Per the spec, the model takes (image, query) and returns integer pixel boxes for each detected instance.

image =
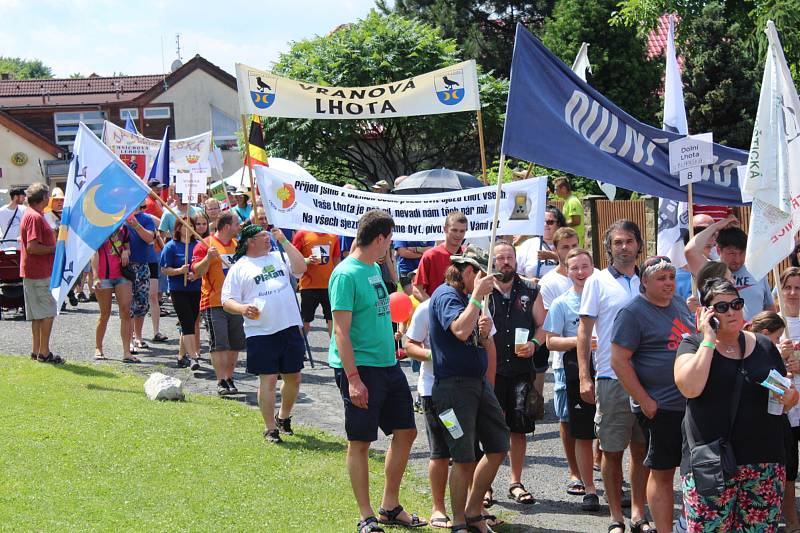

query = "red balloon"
[389,292,414,323]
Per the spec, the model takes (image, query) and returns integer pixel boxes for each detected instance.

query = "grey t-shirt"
[731,266,773,321]
[611,294,695,412]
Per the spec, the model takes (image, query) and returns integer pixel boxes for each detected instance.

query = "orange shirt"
[291,231,341,290]
[192,234,237,310]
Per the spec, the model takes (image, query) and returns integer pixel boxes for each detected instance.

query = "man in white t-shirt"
[221,224,307,444]
[539,227,580,309]
[0,187,26,251]
[577,220,648,533]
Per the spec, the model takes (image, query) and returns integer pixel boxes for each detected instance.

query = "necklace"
[715,335,740,356]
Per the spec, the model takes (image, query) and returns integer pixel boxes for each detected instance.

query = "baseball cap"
[450,245,489,272]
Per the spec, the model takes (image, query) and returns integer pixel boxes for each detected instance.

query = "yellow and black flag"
[245,116,268,168]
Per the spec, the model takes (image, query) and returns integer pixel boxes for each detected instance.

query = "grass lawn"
[0,356,432,531]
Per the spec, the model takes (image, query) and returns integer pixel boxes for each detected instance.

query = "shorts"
[129,263,150,317]
[334,363,416,442]
[432,376,510,463]
[245,327,305,375]
[533,343,549,373]
[97,277,131,290]
[636,409,684,470]
[203,306,246,352]
[594,378,645,453]
[421,396,451,460]
[553,367,569,422]
[566,377,596,440]
[494,372,536,434]
[23,277,57,320]
[785,419,800,481]
[300,288,331,323]
[170,291,200,334]
[148,262,159,279]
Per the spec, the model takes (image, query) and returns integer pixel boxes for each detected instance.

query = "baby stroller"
[0,248,24,319]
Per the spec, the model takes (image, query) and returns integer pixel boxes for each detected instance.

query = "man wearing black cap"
[429,245,508,533]
[0,186,26,251]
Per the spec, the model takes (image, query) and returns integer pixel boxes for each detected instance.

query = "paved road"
[0,300,685,532]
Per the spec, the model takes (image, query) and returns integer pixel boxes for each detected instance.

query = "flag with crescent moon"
[50,123,151,310]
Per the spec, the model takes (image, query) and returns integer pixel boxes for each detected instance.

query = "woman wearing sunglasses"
[516,205,565,283]
[675,278,799,532]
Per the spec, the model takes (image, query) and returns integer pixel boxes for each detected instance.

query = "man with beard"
[577,220,648,533]
[487,241,546,505]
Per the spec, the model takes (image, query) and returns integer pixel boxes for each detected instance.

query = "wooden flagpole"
[524,161,534,180]
[476,110,488,185]
[485,153,507,281]
[183,177,192,285]
[241,115,260,215]
[688,183,696,292]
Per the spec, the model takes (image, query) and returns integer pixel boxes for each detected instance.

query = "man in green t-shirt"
[329,209,426,532]
[554,177,585,247]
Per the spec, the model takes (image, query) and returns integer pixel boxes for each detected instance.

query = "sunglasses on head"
[710,298,745,313]
[544,220,557,226]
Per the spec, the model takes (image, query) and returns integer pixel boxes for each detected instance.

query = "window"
[54,110,106,146]
[120,108,138,120]
[143,106,171,119]
[211,105,238,150]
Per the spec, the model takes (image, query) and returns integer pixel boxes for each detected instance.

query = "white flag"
[657,16,690,267]
[571,43,592,82]
[743,21,800,281]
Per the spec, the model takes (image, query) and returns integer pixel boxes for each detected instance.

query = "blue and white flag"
[502,24,748,205]
[148,127,170,187]
[656,16,690,267]
[124,114,138,134]
[51,123,150,309]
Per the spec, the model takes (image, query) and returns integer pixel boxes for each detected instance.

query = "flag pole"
[477,110,488,185]
[774,265,787,317]
[241,115,260,214]
[184,177,192,286]
[149,190,229,267]
[687,183,696,293]
[524,162,534,180]
[485,153,506,281]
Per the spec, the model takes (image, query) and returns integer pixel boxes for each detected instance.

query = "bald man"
[692,213,720,260]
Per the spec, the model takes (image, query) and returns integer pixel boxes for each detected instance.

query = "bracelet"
[469,297,483,310]
[346,370,359,380]
[700,340,715,350]
[532,338,541,347]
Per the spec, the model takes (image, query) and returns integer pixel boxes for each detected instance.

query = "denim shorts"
[98,277,130,289]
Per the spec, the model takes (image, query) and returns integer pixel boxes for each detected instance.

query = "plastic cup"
[438,408,464,439]
[252,298,265,320]
[514,328,529,354]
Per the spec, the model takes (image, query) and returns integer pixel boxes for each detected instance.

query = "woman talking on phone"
[675,278,799,532]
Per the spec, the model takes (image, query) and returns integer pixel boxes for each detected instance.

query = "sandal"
[357,516,385,533]
[567,479,586,495]
[608,521,625,533]
[38,352,65,365]
[451,526,468,532]
[429,515,450,529]
[508,482,535,504]
[465,514,493,533]
[30,352,39,361]
[152,333,168,342]
[482,487,494,508]
[134,340,148,349]
[377,505,427,528]
[93,352,107,360]
[483,514,504,528]
[122,356,142,364]
[630,519,652,533]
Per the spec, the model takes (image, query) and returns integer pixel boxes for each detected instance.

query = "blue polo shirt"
[429,283,487,380]
[393,240,434,274]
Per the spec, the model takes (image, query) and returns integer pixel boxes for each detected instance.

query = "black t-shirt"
[488,277,540,377]
[677,333,787,472]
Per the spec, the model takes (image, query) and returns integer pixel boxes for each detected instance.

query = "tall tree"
[0,57,52,79]
[263,11,507,188]
[377,0,555,77]
[541,0,662,124]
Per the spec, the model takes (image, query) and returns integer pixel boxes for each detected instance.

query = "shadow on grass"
[284,431,349,454]
[85,383,139,395]
[53,363,119,379]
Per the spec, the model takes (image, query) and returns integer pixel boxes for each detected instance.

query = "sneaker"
[177,356,190,368]
[190,358,201,371]
[68,292,79,306]
[673,515,688,533]
[88,293,97,302]
[77,292,89,303]
[226,378,238,394]
[582,493,600,512]
[413,398,422,413]
[264,428,282,443]
[275,414,294,435]
[217,379,231,395]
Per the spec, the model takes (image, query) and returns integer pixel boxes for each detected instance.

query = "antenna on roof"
[175,33,182,61]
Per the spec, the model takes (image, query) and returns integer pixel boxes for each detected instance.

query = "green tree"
[377,0,555,77]
[680,2,761,147]
[540,0,663,125]
[0,57,52,79]
[263,11,507,188]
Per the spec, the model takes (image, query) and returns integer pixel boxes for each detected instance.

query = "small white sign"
[669,132,713,175]
[175,173,207,194]
[182,192,198,204]
[679,167,703,186]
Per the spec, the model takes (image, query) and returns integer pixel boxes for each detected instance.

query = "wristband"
[469,297,483,310]
[280,239,290,246]
[532,338,541,347]
[700,340,715,350]
[426,350,432,361]
[346,370,359,380]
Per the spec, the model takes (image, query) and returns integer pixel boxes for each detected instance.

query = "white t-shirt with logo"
[579,268,640,379]
[406,299,434,396]
[516,237,558,279]
[0,204,26,250]
[221,252,302,337]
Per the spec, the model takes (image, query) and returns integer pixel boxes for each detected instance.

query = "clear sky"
[0,0,383,78]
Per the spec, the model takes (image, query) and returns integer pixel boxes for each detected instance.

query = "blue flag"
[124,114,138,134]
[501,24,748,206]
[147,127,170,187]
[51,123,150,310]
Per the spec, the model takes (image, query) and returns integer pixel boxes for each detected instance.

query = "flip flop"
[428,515,450,529]
[122,356,142,364]
[567,479,586,496]
[93,353,107,360]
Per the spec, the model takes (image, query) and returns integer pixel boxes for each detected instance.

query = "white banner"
[743,21,800,281]
[255,167,547,241]
[236,61,481,119]
[102,121,213,182]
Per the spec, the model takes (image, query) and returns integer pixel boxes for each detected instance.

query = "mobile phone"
[265,224,274,230]
[709,316,720,331]
[492,272,504,280]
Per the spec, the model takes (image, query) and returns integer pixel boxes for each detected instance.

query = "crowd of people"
[5,175,800,533]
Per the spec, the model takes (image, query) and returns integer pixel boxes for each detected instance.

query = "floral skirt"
[681,462,785,532]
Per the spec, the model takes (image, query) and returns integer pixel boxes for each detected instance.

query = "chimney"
[0,73,10,80]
